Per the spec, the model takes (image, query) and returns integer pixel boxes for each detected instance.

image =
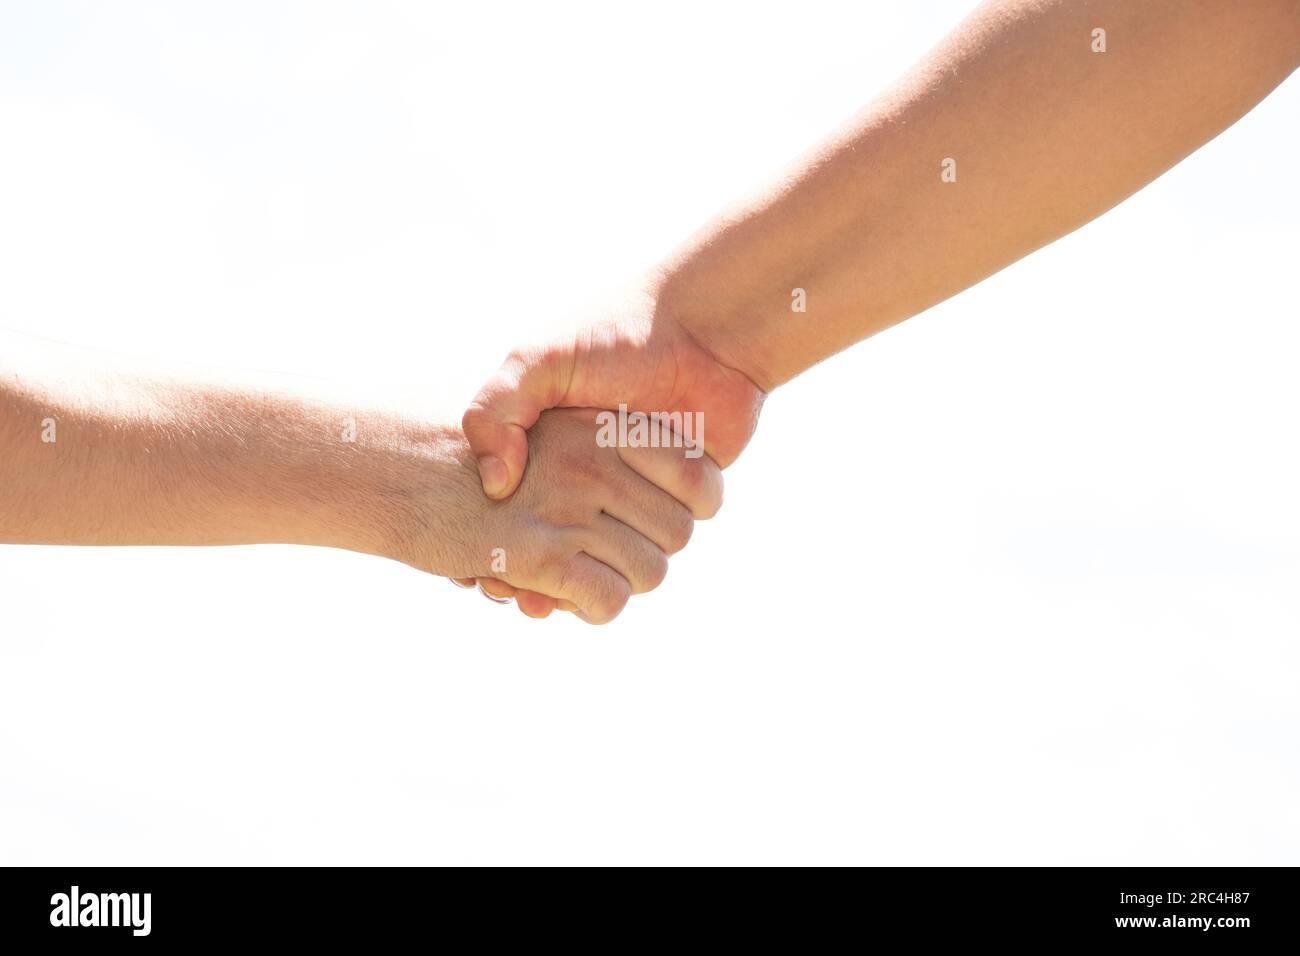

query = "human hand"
[456,288,763,615]
[461,287,766,502]
[390,407,722,624]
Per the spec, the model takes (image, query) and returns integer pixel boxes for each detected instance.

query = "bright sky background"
[1,1,1297,864]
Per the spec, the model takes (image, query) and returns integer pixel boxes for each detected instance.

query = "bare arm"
[661,0,1300,389]
[463,0,1300,501]
[0,332,457,555]
[0,332,719,623]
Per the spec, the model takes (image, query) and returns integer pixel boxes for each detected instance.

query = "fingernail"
[477,582,512,604]
[478,456,508,498]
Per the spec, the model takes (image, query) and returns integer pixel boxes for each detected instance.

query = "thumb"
[462,345,571,499]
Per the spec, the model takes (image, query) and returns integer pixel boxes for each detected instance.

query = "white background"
[1,1,1297,865]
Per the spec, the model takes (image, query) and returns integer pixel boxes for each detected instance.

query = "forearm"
[657,0,1300,390]
[0,333,466,566]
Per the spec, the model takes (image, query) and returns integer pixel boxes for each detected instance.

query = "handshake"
[392,289,767,624]
[0,286,767,627]
[7,0,1288,616]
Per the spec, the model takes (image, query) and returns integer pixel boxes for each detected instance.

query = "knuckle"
[503,345,535,375]
[642,550,669,592]
[460,401,489,434]
[676,454,706,492]
[690,459,724,518]
[663,508,694,554]
[587,572,631,623]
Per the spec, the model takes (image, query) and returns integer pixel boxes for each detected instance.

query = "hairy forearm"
[0,333,467,565]
[657,0,1300,390]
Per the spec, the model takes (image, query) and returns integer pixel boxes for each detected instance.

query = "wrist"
[649,264,783,395]
[319,411,490,578]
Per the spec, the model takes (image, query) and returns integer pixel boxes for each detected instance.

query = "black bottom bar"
[0,866,1295,945]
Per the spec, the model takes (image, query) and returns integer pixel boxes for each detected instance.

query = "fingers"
[497,547,634,624]
[458,405,719,625]
[464,577,563,619]
[546,552,632,625]
[453,574,582,620]
[615,440,724,520]
[599,471,696,556]
[514,589,557,618]
[476,578,516,601]
[580,514,669,595]
[462,345,573,500]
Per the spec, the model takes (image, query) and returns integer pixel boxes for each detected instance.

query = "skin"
[0,332,721,625]
[463,0,1300,612]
